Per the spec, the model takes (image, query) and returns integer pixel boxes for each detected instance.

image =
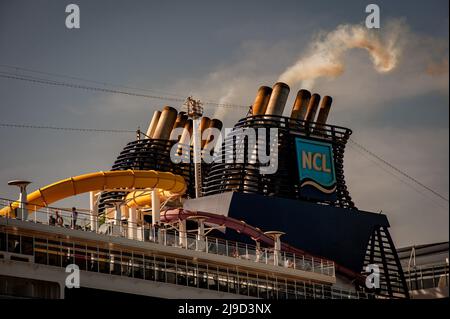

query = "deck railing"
[0,229,370,299]
[0,200,335,277]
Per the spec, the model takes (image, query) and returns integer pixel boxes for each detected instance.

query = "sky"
[0,0,448,247]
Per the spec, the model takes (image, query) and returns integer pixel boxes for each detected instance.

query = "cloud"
[278,20,406,89]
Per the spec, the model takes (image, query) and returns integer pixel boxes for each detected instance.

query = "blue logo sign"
[295,138,336,194]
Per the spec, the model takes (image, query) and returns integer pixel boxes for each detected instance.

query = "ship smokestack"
[197,117,211,148]
[265,82,290,116]
[146,110,161,138]
[290,89,311,120]
[152,106,178,139]
[251,86,272,116]
[173,112,188,130]
[179,119,193,146]
[304,93,321,122]
[315,96,333,125]
[203,119,223,150]
[170,112,189,141]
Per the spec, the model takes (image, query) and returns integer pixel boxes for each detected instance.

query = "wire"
[349,138,449,203]
[347,144,449,211]
[0,64,186,98]
[0,69,247,109]
[0,123,135,134]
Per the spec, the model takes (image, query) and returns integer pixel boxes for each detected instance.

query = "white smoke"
[278,20,406,88]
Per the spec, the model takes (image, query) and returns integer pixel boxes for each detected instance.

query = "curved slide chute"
[124,189,176,208]
[0,170,186,217]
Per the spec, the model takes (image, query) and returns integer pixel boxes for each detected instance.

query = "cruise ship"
[0,82,412,299]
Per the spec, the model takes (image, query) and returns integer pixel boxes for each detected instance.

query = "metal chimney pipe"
[173,112,188,130]
[170,112,189,141]
[316,96,333,125]
[203,119,223,150]
[146,110,161,138]
[265,82,290,116]
[304,93,321,122]
[291,89,311,120]
[152,106,178,140]
[179,119,193,146]
[196,117,211,148]
[251,86,272,116]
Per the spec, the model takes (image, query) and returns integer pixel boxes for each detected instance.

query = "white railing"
[0,231,370,299]
[0,199,335,277]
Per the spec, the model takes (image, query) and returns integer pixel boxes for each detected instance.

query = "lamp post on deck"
[7,180,31,220]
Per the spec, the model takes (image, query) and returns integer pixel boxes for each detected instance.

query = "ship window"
[121,251,133,277]
[21,236,33,255]
[47,240,62,267]
[144,255,155,281]
[176,259,187,286]
[0,232,6,252]
[257,276,268,299]
[97,248,109,274]
[33,238,48,265]
[227,270,238,294]
[286,281,297,299]
[133,253,144,279]
[186,263,198,288]
[238,270,249,296]
[208,266,219,291]
[248,277,258,298]
[7,234,20,254]
[267,279,277,299]
[110,249,122,276]
[197,264,208,289]
[74,244,87,271]
[218,267,229,293]
[154,257,166,283]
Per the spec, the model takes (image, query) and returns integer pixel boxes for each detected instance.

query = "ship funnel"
[146,110,161,138]
[152,106,178,140]
[173,112,188,130]
[179,119,193,146]
[316,96,333,125]
[304,93,321,122]
[265,82,290,116]
[203,119,223,151]
[291,89,311,120]
[251,86,272,116]
[170,112,189,141]
[196,117,211,148]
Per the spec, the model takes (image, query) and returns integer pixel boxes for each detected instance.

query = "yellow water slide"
[0,170,186,217]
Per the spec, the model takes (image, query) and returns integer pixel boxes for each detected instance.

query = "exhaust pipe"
[251,86,272,116]
[291,89,311,120]
[179,119,193,146]
[152,106,178,140]
[265,82,290,116]
[203,119,223,151]
[146,110,161,138]
[316,96,333,125]
[196,117,211,148]
[304,93,321,122]
[170,112,189,141]
[173,112,188,130]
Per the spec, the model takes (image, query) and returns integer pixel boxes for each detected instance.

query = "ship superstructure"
[0,82,409,299]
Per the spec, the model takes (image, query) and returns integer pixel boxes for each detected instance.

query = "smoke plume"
[278,21,406,88]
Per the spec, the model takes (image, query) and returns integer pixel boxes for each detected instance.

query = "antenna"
[185,96,204,198]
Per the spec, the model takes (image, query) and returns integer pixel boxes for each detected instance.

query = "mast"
[185,96,204,198]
